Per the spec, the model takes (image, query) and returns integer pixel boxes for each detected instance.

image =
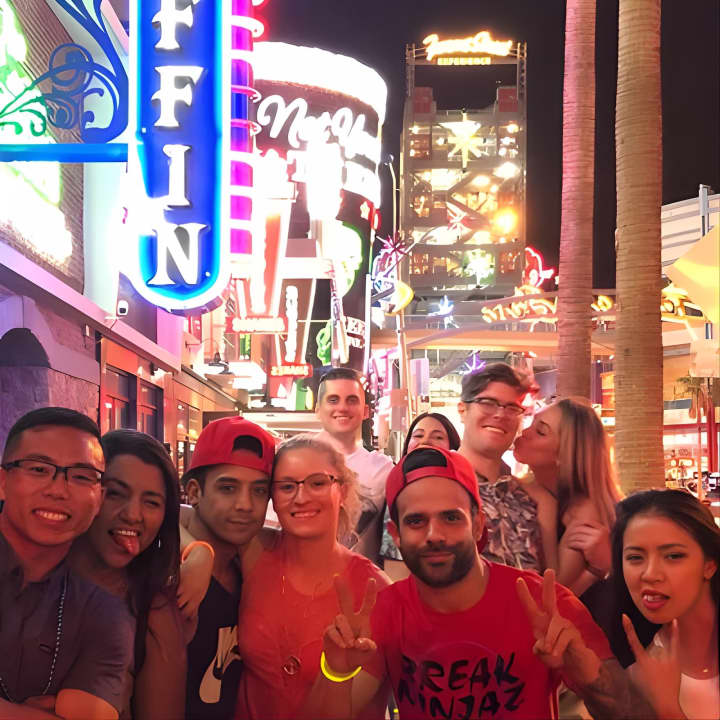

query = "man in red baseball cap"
[181,417,275,720]
[306,446,651,720]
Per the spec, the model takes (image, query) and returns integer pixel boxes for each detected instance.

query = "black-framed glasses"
[1,459,104,488]
[464,397,525,417]
[272,473,339,502]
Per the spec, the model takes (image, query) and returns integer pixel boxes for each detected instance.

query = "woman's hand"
[623,615,686,719]
[564,520,611,576]
[323,576,378,674]
[177,543,214,621]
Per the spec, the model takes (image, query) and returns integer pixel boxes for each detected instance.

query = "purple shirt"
[0,533,134,710]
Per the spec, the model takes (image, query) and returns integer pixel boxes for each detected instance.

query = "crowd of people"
[0,363,717,720]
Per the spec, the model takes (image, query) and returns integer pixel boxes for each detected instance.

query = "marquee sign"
[423,31,514,66]
[124,0,262,312]
[271,363,312,378]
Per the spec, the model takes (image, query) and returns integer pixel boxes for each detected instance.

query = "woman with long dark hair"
[400,412,461,456]
[513,396,622,593]
[69,429,185,720]
[612,489,719,719]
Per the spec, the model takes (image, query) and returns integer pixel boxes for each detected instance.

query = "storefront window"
[104,367,131,431]
[139,382,161,439]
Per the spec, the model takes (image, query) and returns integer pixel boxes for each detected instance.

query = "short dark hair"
[101,430,181,672]
[183,434,264,490]
[3,407,102,463]
[316,368,366,408]
[402,412,461,456]
[460,362,533,403]
[389,448,479,526]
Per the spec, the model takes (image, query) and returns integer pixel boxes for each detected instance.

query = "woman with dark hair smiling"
[612,489,719,719]
[69,429,185,720]
[401,412,461,456]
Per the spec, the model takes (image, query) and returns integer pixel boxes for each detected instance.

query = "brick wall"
[0,366,99,447]
[1,0,86,292]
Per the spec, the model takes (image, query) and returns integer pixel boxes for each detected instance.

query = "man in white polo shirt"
[315,368,393,565]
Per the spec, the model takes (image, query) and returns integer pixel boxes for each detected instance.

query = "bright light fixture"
[494,208,518,234]
[494,162,520,179]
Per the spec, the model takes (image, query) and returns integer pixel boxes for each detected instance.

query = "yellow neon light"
[423,31,513,63]
[385,281,414,316]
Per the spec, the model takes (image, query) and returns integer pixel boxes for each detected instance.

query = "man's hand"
[323,576,377,674]
[624,615,685,719]
[564,520,611,576]
[516,569,589,671]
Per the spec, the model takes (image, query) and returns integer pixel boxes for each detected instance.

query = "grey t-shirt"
[0,533,135,710]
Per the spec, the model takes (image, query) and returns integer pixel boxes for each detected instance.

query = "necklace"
[0,574,67,702]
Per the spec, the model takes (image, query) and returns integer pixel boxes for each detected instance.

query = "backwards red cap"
[185,417,275,477]
[386,446,482,512]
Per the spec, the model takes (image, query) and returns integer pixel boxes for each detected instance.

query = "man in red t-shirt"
[306,447,653,719]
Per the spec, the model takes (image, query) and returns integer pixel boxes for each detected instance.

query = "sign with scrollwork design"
[0,0,127,156]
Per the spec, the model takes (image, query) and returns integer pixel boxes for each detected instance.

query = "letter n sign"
[126,0,256,312]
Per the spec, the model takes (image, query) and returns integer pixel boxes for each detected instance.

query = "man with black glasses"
[458,363,550,571]
[0,407,134,720]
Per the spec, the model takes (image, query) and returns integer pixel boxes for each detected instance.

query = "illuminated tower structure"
[400,31,527,304]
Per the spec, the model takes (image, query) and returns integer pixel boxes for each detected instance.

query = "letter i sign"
[126,0,261,314]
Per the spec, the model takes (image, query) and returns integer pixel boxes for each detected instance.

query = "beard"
[399,537,477,588]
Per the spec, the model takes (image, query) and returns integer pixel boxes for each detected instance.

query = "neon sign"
[226,316,287,334]
[271,364,312,378]
[522,247,555,288]
[423,31,513,63]
[0,0,71,263]
[126,0,263,312]
[256,95,382,205]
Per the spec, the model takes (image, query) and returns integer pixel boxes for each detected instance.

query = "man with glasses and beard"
[305,447,656,720]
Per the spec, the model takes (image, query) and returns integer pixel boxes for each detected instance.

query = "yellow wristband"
[181,540,215,564]
[320,651,362,683]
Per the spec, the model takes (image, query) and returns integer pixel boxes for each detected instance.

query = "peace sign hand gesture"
[516,569,587,671]
[323,576,378,674]
[623,615,685,718]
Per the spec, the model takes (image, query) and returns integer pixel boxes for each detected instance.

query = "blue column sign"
[126,0,231,312]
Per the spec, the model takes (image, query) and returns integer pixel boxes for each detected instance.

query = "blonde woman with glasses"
[234,434,390,720]
[513,397,623,596]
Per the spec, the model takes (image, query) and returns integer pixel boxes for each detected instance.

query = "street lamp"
[381,154,412,426]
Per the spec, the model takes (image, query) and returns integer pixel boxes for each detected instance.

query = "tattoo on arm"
[579,659,657,720]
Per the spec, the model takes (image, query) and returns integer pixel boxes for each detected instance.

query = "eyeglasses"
[272,473,339,502]
[464,397,525,417]
[1,459,104,488]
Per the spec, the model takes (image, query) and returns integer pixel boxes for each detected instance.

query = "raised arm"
[516,569,657,719]
[303,577,383,720]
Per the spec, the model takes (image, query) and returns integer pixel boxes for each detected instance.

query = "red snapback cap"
[185,417,275,477]
[386,446,482,513]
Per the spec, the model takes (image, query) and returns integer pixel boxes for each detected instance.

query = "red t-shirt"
[367,562,612,720]
[235,538,388,720]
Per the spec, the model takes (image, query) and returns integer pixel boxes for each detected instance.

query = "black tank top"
[185,574,243,720]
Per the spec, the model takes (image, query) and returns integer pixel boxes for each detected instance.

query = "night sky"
[263,0,720,288]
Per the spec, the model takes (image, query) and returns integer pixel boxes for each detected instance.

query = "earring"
[157,538,162,549]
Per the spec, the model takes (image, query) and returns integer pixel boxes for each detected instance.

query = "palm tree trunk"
[615,0,664,492]
[557,0,596,398]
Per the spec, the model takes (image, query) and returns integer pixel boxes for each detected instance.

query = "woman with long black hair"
[69,429,185,720]
[612,489,719,719]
